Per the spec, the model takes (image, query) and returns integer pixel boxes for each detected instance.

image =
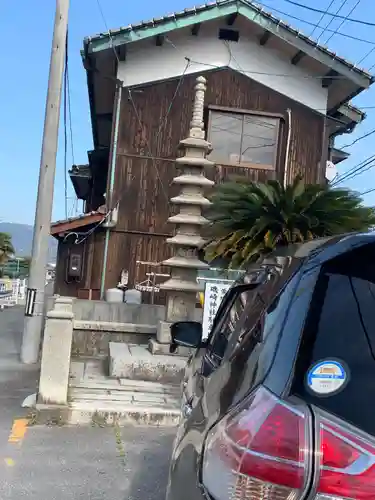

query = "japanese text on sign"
[202,283,231,340]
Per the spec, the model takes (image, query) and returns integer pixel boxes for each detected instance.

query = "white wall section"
[117,19,328,113]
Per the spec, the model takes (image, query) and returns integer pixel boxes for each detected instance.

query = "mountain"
[0,223,57,262]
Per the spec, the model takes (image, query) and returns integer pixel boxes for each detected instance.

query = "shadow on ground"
[125,428,175,500]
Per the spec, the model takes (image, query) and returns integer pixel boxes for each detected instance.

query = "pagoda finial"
[189,76,206,139]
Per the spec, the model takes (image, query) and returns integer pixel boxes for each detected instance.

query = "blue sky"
[1,0,374,225]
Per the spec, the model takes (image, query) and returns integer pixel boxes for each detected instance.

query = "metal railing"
[0,278,27,308]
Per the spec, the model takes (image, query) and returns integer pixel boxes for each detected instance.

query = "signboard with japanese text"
[202,282,231,340]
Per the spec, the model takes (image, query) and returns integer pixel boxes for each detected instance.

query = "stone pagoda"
[149,75,214,355]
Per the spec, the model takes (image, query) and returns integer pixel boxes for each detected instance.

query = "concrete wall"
[69,299,203,358]
[72,299,166,324]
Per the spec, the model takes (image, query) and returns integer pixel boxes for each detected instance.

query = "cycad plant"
[206,175,375,268]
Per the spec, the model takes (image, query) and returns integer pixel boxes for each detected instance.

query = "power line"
[341,128,375,148]
[331,154,375,184]
[324,0,361,45]
[95,0,120,63]
[279,0,375,26]
[309,0,336,38]
[319,0,350,43]
[332,157,375,184]
[357,46,375,67]
[361,187,375,195]
[187,57,368,80]
[261,1,375,47]
[331,154,375,185]
[155,56,191,140]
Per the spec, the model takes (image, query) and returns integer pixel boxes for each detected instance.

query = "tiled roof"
[84,0,374,82]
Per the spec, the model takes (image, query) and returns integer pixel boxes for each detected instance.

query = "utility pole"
[21,0,70,364]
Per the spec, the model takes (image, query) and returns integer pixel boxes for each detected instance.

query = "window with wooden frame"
[206,106,281,170]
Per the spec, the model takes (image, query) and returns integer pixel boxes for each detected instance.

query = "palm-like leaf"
[206,176,375,267]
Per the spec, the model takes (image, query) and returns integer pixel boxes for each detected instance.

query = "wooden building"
[51,0,373,301]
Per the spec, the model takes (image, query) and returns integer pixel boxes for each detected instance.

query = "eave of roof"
[50,212,105,239]
[83,0,374,88]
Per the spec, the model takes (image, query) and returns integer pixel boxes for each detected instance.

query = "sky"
[1,0,375,225]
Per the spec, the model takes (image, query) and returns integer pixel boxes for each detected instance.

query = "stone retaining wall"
[71,321,156,357]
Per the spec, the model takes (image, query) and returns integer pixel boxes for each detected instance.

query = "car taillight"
[316,416,375,500]
[202,386,310,500]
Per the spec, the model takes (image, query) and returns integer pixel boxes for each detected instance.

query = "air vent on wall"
[218,28,239,42]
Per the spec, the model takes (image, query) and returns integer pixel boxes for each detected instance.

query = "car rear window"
[293,243,375,436]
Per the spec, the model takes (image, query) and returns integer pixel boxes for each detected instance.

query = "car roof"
[238,232,375,284]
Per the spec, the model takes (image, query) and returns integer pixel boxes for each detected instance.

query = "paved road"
[0,307,175,499]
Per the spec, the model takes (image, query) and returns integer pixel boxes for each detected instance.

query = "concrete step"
[67,384,181,427]
[109,342,186,384]
[68,399,181,427]
[71,376,181,393]
[69,379,181,397]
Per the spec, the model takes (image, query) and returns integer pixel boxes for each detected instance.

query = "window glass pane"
[293,245,375,436]
[209,112,242,164]
[209,288,255,364]
[241,115,277,166]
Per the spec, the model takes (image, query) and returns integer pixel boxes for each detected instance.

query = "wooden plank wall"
[91,68,324,298]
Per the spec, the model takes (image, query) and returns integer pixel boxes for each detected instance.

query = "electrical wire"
[127,89,169,202]
[260,1,375,47]
[64,68,192,245]
[279,0,375,27]
[357,46,375,67]
[324,0,362,45]
[309,0,336,38]
[319,0,350,43]
[95,0,120,63]
[70,0,191,244]
[361,187,375,195]
[155,57,191,140]
[341,128,375,149]
[76,3,375,243]
[187,57,368,80]
[331,154,375,185]
[331,155,373,184]
[332,160,375,186]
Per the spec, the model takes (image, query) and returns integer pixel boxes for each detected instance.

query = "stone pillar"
[149,76,214,355]
[38,296,74,406]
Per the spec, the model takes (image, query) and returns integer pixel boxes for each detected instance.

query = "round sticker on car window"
[306,359,349,397]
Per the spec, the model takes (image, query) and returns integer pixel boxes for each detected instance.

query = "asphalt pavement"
[0,307,175,499]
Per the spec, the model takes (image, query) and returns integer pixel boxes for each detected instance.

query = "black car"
[166,232,375,500]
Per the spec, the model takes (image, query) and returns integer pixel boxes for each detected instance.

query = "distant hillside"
[0,222,57,262]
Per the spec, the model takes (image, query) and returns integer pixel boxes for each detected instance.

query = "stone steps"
[67,383,181,427]
[109,342,186,384]
[63,346,186,427]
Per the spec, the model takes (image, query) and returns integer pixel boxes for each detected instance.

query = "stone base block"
[157,320,172,344]
[32,403,70,426]
[148,338,191,357]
